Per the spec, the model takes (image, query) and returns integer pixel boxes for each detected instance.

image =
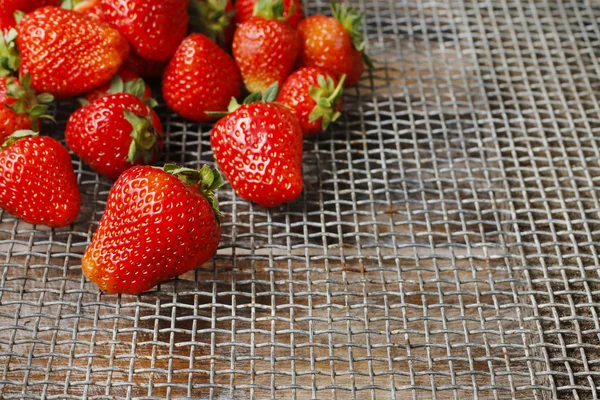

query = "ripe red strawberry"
[297,3,371,87]
[122,50,168,80]
[188,0,236,49]
[101,0,189,62]
[0,0,59,17]
[17,6,129,99]
[66,92,163,180]
[0,130,80,228]
[82,164,223,294]
[277,67,345,135]
[82,67,152,104]
[163,34,241,122]
[0,74,54,142]
[234,0,303,28]
[232,0,299,94]
[210,85,304,207]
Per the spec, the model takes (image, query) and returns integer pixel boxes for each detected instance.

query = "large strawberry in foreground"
[101,0,189,62]
[232,0,299,94]
[163,33,242,122]
[17,6,129,99]
[66,92,163,180]
[210,84,304,207]
[0,130,80,228]
[297,3,371,87]
[82,164,224,294]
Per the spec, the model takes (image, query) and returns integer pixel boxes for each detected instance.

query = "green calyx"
[309,73,345,130]
[111,75,158,108]
[0,28,20,77]
[253,0,293,21]
[162,163,225,223]
[5,73,55,131]
[124,110,161,165]
[206,82,279,118]
[188,0,235,43]
[1,129,38,148]
[331,2,373,68]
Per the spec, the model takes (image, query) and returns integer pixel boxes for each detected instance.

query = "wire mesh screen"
[1,0,600,398]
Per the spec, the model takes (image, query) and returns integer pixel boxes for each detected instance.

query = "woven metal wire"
[1,0,599,398]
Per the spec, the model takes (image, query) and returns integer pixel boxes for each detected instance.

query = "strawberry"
[277,67,345,135]
[17,6,129,99]
[82,164,223,294]
[210,84,304,207]
[0,74,54,142]
[0,27,19,77]
[163,34,242,122]
[0,0,59,17]
[82,67,152,105]
[234,0,303,28]
[101,0,189,62]
[232,0,299,94]
[122,50,168,80]
[188,0,236,49]
[0,130,80,228]
[66,92,163,180]
[297,3,371,87]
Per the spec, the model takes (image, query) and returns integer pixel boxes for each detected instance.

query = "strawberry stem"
[188,0,235,44]
[253,0,290,21]
[0,28,20,77]
[5,73,55,131]
[162,163,225,223]
[1,129,38,148]
[331,2,372,68]
[308,74,345,131]
[123,110,161,165]
[207,82,279,117]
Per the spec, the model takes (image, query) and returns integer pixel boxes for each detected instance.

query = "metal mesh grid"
[1,0,600,398]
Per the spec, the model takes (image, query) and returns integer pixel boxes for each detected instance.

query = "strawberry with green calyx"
[0,28,19,77]
[81,69,154,106]
[0,130,80,228]
[65,92,163,180]
[232,0,299,94]
[0,73,54,142]
[277,67,345,135]
[210,83,304,207]
[188,0,235,49]
[82,164,224,294]
[297,2,372,87]
[234,0,303,28]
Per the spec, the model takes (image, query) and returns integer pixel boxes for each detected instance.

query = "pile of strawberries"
[0,0,369,294]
